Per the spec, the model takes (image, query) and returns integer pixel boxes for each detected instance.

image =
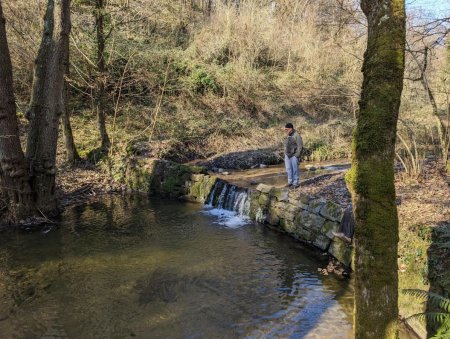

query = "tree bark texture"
[26,0,71,213]
[345,0,405,338]
[0,2,36,222]
[95,0,110,151]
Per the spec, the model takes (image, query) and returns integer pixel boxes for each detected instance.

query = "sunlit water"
[0,196,353,338]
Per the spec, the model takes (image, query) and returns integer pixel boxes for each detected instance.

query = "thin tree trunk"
[61,40,80,163]
[0,2,36,222]
[408,45,449,167]
[26,0,71,213]
[61,85,80,163]
[95,0,110,151]
[345,0,405,338]
[420,57,449,167]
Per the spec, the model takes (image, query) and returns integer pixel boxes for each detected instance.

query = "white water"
[203,182,251,228]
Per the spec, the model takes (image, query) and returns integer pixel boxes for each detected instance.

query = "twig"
[37,208,56,224]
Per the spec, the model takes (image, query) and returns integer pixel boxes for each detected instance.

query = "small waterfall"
[203,181,251,227]
[216,183,229,209]
[212,182,249,217]
[205,182,218,207]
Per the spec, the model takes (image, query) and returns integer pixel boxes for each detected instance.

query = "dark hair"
[285,123,294,129]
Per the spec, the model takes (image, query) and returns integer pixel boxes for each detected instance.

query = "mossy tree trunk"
[345,0,405,338]
[0,2,37,222]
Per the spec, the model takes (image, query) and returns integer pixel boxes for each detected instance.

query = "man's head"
[284,123,294,134]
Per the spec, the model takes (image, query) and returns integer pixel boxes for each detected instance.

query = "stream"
[0,195,353,338]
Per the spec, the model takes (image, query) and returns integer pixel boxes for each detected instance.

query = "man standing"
[284,123,303,188]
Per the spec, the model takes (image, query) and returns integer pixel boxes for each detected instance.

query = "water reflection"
[0,195,353,338]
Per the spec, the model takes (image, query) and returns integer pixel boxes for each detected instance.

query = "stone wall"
[124,158,207,198]
[249,184,353,267]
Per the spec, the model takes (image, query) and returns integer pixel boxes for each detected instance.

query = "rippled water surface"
[0,196,353,338]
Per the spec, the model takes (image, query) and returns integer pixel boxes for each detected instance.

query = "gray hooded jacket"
[284,130,303,158]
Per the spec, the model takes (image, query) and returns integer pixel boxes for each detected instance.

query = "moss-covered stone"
[266,201,281,226]
[319,201,344,222]
[248,189,261,219]
[120,158,156,192]
[272,188,289,202]
[256,184,273,194]
[306,198,326,214]
[328,238,353,267]
[322,220,341,239]
[191,173,205,182]
[266,213,280,226]
[280,218,295,233]
[288,191,311,208]
[294,210,326,233]
[188,175,217,202]
[123,159,208,198]
[313,234,332,251]
[293,226,313,242]
[282,203,300,222]
[257,193,271,208]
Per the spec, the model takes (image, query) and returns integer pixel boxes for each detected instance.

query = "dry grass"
[3,0,448,171]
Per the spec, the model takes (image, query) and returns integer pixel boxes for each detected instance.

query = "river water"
[0,196,353,338]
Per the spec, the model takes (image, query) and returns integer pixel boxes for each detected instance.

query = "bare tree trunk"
[408,43,450,171]
[61,85,80,163]
[26,0,71,213]
[61,41,80,163]
[207,0,212,15]
[0,2,36,222]
[419,48,449,167]
[346,0,405,338]
[95,0,110,151]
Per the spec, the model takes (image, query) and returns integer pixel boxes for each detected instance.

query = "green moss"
[248,190,261,220]
[130,168,154,192]
[322,220,340,239]
[329,239,353,267]
[188,175,217,202]
[351,1,406,337]
[280,218,296,234]
[257,193,270,208]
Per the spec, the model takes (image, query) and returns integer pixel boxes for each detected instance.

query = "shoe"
[284,184,293,188]
[292,184,300,189]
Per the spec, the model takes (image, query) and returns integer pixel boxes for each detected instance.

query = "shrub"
[186,67,220,94]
